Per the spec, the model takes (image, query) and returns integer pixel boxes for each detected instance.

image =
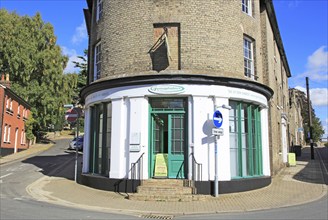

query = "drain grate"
[141,214,174,219]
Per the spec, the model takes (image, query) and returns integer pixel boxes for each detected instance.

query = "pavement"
[1,136,327,217]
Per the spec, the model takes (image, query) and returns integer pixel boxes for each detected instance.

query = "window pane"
[230,101,262,178]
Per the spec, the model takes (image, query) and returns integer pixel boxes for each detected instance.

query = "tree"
[296,89,325,143]
[72,49,87,105]
[0,10,78,138]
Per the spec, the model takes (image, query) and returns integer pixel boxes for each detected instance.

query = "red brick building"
[0,74,31,156]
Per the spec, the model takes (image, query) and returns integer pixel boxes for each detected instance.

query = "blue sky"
[1,0,327,138]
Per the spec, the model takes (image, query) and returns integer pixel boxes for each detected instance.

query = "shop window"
[89,102,111,176]
[229,101,262,178]
[149,23,180,72]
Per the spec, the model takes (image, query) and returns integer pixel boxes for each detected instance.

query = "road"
[0,138,136,220]
[0,139,327,220]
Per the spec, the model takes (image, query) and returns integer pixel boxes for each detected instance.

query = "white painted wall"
[109,98,128,178]
[84,84,270,180]
[128,97,149,179]
[192,96,213,181]
[281,117,288,163]
[82,108,90,173]
[215,97,231,181]
[261,108,271,176]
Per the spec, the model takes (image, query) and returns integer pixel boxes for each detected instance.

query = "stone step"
[141,179,188,187]
[128,194,207,202]
[128,179,198,201]
[137,186,193,194]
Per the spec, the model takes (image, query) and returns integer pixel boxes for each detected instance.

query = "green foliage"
[25,111,36,140]
[0,10,78,135]
[72,49,87,105]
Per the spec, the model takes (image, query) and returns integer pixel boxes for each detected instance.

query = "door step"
[128,179,204,202]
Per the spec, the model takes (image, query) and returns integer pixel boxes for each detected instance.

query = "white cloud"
[297,46,328,81]
[294,86,328,106]
[310,88,328,106]
[71,21,87,45]
[61,46,80,73]
[295,86,306,93]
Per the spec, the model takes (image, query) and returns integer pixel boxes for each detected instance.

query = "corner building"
[81,0,291,194]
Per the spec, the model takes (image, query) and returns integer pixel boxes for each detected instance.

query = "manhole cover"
[141,214,174,219]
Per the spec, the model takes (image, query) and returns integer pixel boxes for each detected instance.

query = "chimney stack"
[0,73,11,88]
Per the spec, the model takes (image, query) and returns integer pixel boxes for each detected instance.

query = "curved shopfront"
[80,75,273,194]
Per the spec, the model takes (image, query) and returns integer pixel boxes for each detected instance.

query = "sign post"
[65,107,80,183]
[213,110,223,197]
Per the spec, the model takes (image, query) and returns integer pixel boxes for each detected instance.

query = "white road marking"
[0,173,13,179]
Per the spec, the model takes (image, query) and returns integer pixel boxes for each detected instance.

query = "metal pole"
[74,110,80,182]
[306,77,314,160]
[214,135,219,197]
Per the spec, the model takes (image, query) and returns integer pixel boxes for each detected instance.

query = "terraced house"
[80,0,291,196]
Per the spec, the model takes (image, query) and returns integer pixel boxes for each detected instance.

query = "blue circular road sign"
[213,110,223,128]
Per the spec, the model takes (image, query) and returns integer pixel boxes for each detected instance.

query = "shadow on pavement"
[21,150,83,181]
[292,147,328,185]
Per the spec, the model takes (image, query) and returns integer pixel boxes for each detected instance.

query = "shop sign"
[154,154,168,177]
[149,85,185,94]
[212,128,224,136]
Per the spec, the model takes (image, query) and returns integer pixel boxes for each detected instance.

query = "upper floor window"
[17,105,21,117]
[243,37,255,80]
[242,0,252,16]
[94,42,102,81]
[96,0,103,22]
[6,98,9,109]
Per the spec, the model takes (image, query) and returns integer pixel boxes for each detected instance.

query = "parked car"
[68,135,84,151]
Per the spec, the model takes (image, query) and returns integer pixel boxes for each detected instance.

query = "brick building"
[0,74,31,156]
[80,0,291,195]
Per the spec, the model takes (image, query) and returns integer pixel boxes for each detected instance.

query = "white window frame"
[6,98,9,109]
[243,37,255,80]
[96,0,103,22]
[17,105,20,117]
[3,125,7,142]
[94,42,102,81]
[21,130,26,144]
[10,99,13,110]
[242,0,252,16]
[7,125,11,143]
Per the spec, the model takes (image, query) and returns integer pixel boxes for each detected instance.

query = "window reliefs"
[93,41,102,81]
[150,23,181,72]
[243,36,256,80]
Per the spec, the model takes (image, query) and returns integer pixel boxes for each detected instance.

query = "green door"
[150,114,165,178]
[168,114,185,178]
[149,98,187,179]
